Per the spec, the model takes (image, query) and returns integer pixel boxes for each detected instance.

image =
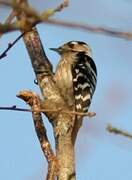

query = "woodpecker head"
[50,41,92,58]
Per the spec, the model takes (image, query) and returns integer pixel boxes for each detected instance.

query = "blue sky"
[0,0,132,180]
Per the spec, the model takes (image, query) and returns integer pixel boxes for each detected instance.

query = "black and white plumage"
[50,41,97,113]
[72,51,97,112]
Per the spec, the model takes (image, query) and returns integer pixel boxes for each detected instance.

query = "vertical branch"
[56,133,75,180]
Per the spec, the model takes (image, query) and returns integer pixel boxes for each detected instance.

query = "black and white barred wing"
[72,53,97,113]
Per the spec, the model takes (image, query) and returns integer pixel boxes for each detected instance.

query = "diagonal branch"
[0,0,132,40]
[0,10,16,38]
[0,0,22,37]
[0,0,69,23]
[45,19,132,40]
[0,32,24,59]
[107,124,132,139]
[17,90,58,180]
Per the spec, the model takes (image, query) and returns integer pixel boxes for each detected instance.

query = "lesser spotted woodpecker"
[50,41,97,113]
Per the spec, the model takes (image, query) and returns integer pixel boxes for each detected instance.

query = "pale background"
[0,0,132,179]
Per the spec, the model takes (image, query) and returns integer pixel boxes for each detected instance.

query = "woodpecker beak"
[49,47,62,54]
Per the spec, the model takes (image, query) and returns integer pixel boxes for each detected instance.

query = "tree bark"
[56,135,75,180]
[15,1,76,179]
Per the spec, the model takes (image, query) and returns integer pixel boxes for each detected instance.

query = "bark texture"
[15,1,76,179]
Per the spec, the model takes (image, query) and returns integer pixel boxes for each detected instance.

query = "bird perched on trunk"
[50,41,97,142]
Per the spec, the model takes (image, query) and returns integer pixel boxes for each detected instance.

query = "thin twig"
[0,32,24,59]
[0,0,69,21]
[0,0,69,14]
[107,124,132,139]
[0,1,69,59]
[0,1,39,17]
[4,11,15,24]
[1,18,132,40]
[0,105,96,117]
[54,0,69,12]
[0,0,69,33]
[0,10,16,38]
[45,19,132,40]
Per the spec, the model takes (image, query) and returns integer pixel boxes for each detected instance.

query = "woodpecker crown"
[50,41,92,58]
